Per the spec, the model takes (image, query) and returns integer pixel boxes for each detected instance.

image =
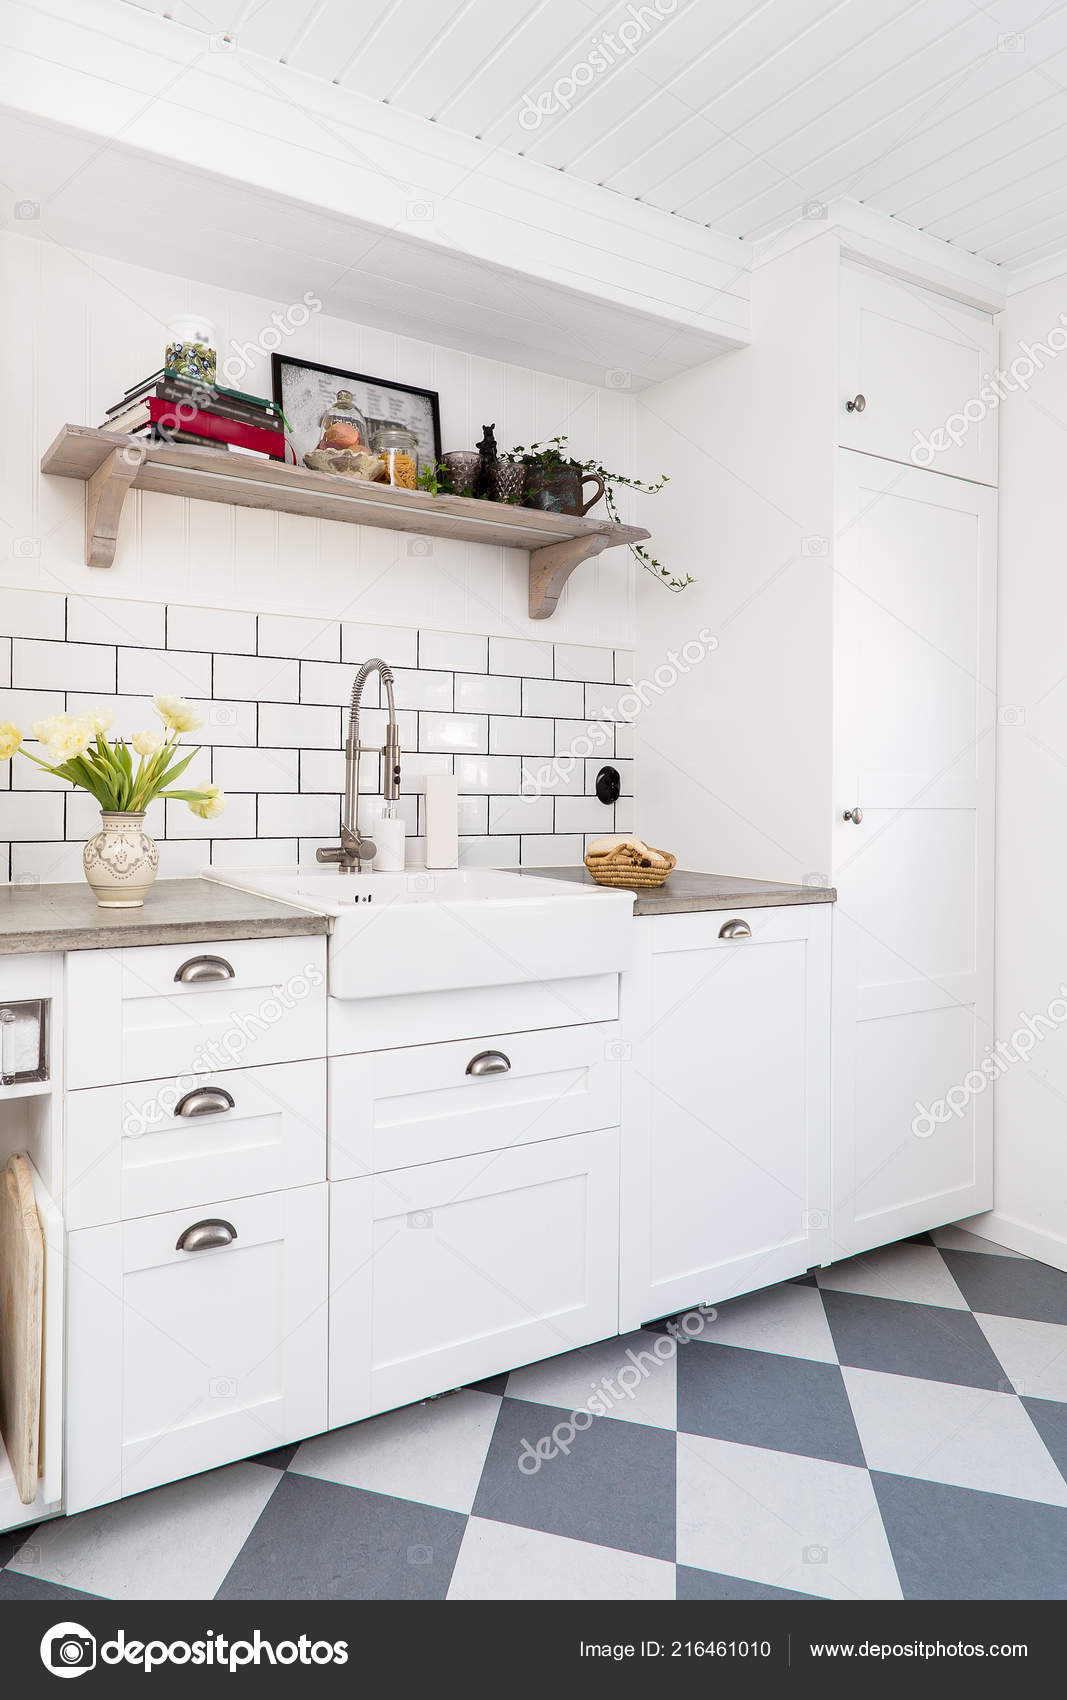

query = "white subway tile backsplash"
[12,639,115,694]
[489,636,553,678]
[392,668,452,711]
[456,755,521,794]
[260,613,340,662]
[554,643,614,684]
[419,630,487,673]
[0,637,9,688]
[522,678,584,718]
[519,834,585,867]
[0,792,64,841]
[419,712,487,754]
[2,589,65,641]
[585,682,634,722]
[342,622,417,668]
[586,757,634,795]
[165,794,257,839]
[212,747,299,793]
[555,795,616,834]
[489,716,555,757]
[214,654,300,704]
[489,794,553,835]
[119,646,212,699]
[455,673,521,715]
[67,596,165,649]
[166,604,256,655]
[2,593,633,881]
[259,703,340,748]
[614,649,636,685]
[259,792,340,840]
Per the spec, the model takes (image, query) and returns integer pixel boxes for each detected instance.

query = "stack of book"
[101,371,287,460]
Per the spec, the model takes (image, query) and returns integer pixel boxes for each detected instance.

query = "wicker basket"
[585,846,676,890]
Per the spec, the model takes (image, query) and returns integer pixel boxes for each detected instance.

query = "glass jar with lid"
[371,422,419,489]
[317,389,371,451]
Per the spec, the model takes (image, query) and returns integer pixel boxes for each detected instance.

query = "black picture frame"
[271,353,442,469]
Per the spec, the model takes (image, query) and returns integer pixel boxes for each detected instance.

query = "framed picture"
[271,353,442,469]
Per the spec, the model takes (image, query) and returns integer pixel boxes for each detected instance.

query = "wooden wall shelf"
[41,426,651,620]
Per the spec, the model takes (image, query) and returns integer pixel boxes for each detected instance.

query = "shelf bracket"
[528,533,612,620]
[85,443,146,568]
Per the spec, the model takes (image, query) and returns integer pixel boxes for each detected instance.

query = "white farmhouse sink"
[204,865,633,999]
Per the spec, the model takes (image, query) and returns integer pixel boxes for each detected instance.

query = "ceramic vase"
[83,810,160,908]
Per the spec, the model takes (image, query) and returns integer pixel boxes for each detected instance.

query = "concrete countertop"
[0,877,332,955]
[521,866,836,915]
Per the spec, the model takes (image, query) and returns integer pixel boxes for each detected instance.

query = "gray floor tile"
[676,1564,821,1601]
[215,1472,466,1600]
[940,1249,1067,1325]
[872,1470,1067,1599]
[821,1290,1008,1390]
[0,1524,37,1568]
[676,1342,865,1465]
[0,1570,100,1600]
[472,1396,676,1561]
[1022,1396,1067,1483]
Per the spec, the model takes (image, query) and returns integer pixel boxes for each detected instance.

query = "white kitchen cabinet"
[329,1128,620,1425]
[831,452,995,1255]
[618,904,831,1332]
[65,1182,328,1513]
[839,260,998,485]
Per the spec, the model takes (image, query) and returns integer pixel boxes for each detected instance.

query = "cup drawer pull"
[176,1218,238,1253]
[466,1050,511,1077]
[174,954,235,984]
[175,1086,235,1118]
[718,919,752,940]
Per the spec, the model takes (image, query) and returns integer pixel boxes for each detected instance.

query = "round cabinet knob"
[846,394,867,413]
[843,806,864,824]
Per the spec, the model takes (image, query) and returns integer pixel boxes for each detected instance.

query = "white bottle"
[372,803,406,872]
[424,773,459,868]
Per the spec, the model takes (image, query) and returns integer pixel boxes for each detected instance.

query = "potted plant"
[0,696,223,907]
[510,436,691,591]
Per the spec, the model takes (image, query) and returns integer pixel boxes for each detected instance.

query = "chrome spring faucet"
[316,658,401,871]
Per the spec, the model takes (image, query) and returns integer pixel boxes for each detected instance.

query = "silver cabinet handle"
[719,919,752,939]
[174,954,235,984]
[846,393,866,412]
[843,806,864,823]
[175,1086,235,1118]
[466,1050,511,1077]
[176,1218,237,1253]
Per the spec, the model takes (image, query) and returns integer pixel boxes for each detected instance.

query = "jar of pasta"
[372,423,419,489]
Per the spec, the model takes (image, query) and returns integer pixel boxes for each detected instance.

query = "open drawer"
[0,1158,64,1533]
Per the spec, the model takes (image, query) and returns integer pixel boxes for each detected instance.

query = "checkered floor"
[3,1225,1067,1602]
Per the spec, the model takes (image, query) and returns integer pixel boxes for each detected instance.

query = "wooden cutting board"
[0,1154,44,1504]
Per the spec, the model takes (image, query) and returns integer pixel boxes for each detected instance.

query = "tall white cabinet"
[638,238,999,1267]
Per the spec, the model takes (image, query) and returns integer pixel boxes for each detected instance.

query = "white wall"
[0,230,637,646]
[632,235,837,884]
[969,269,1067,1269]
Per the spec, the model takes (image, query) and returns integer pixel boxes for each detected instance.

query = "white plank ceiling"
[124,0,1067,271]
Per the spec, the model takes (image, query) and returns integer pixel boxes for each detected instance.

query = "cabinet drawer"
[65,1182,328,1513]
[330,1128,620,1424]
[329,1022,621,1178]
[65,1058,327,1230]
[66,936,326,1087]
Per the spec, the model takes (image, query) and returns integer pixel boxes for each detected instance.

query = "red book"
[146,398,286,459]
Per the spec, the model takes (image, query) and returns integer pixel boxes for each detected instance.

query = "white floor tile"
[818,1243,968,1309]
[692,1282,837,1363]
[676,1434,902,1601]
[448,1517,676,1600]
[8,1463,280,1600]
[932,1225,1026,1258]
[973,1313,1067,1401]
[504,1331,676,1430]
[290,1390,500,1514]
[842,1366,1067,1506]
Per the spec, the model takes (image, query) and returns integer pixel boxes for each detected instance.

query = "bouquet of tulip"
[0,695,224,907]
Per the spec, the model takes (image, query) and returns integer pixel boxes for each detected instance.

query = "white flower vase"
[83,810,160,908]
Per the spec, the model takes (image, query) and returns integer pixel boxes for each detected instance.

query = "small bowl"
[304,448,385,481]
